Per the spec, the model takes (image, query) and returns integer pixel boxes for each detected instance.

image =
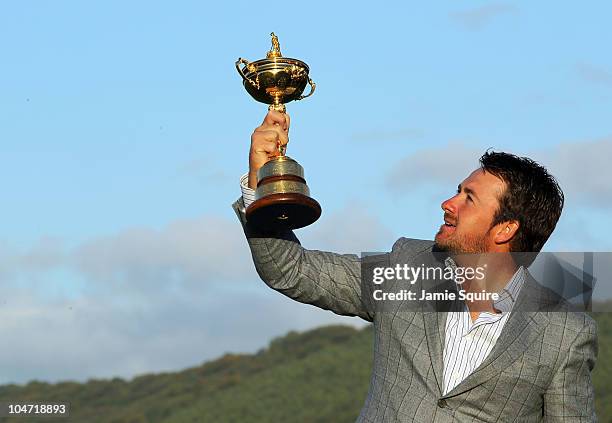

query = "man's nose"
[441,196,457,214]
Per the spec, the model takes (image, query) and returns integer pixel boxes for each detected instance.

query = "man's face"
[434,169,505,254]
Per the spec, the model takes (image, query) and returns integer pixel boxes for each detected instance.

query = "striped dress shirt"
[240,174,527,396]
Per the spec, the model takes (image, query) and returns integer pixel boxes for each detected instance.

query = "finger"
[254,138,279,155]
[251,132,278,153]
[261,110,287,129]
[284,113,290,132]
[252,130,281,156]
[254,126,288,146]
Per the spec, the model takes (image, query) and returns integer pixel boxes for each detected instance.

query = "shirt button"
[437,399,448,408]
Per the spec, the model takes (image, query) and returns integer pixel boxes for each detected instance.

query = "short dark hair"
[479,150,564,253]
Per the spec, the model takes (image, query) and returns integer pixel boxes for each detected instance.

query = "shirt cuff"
[240,173,256,209]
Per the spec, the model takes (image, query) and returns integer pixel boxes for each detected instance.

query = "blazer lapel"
[442,310,546,398]
[423,308,447,396]
[422,276,457,396]
[441,276,551,398]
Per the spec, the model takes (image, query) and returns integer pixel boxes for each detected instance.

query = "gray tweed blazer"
[233,198,597,422]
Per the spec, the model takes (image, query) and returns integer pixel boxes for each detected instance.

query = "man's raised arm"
[232,110,377,321]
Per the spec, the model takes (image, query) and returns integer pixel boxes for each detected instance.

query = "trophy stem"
[268,103,287,155]
[268,103,286,113]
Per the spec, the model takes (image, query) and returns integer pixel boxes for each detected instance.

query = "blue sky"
[0,1,611,384]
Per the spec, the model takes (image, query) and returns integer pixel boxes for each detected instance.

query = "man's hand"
[249,110,290,189]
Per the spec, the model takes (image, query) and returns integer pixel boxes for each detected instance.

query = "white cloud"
[301,202,394,253]
[531,138,612,208]
[576,62,612,86]
[450,3,518,30]
[73,215,254,296]
[0,206,378,385]
[385,138,612,208]
[0,291,363,384]
[0,237,64,277]
[386,142,482,192]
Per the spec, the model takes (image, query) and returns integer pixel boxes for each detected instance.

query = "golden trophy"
[236,33,321,230]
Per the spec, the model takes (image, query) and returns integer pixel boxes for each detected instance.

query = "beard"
[433,228,488,254]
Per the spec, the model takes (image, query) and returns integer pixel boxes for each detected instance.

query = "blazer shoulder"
[547,308,597,333]
[391,237,435,255]
[390,238,438,266]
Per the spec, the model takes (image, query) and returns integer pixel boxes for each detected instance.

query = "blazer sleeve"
[543,316,598,422]
[232,197,379,322]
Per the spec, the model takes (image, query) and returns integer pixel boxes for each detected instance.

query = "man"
[232,111,597,422]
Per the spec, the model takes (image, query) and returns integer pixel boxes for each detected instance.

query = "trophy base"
[246,193,321,230]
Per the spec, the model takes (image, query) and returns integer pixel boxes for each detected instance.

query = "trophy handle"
[235,58,260,89]
[296,78,316,100]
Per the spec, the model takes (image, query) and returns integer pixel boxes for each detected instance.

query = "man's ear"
[493,220,520,245]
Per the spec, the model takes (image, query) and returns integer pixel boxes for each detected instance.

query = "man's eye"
[467,195,473,202]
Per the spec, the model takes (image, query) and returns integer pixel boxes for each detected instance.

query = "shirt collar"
[444,257,526,313]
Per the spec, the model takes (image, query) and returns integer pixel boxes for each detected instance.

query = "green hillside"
[1,314,611,422]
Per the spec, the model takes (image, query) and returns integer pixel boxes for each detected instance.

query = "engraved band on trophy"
[236,33,321,230]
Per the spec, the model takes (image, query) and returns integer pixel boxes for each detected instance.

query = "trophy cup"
[236,33,321,230]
